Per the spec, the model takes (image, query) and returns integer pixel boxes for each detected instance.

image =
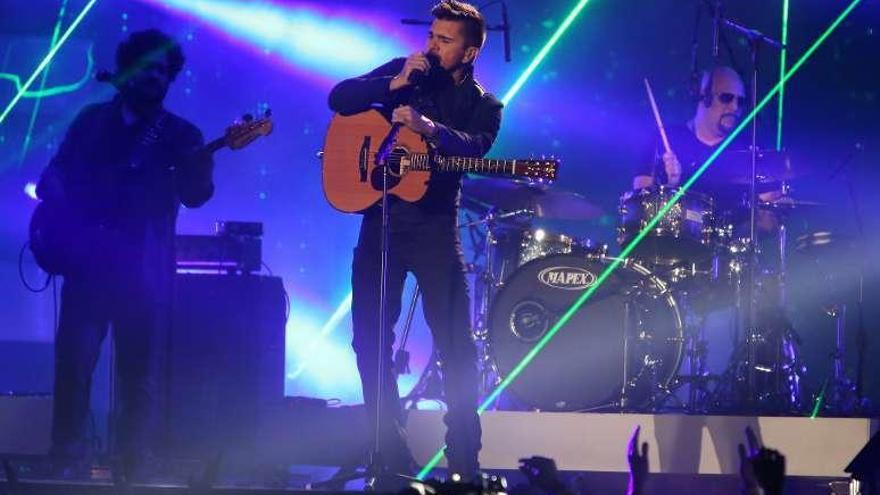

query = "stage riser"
[0,474,850,495]
[2,397,874,479]
[406,411,878,477]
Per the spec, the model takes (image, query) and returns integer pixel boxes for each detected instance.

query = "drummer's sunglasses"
[716,92,747,107]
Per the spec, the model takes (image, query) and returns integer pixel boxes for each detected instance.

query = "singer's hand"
[392,106,437,137]
[390,52,431,92]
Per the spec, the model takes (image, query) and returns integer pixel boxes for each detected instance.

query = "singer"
[328,0,502,482]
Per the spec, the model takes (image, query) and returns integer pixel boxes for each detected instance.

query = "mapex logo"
[537,266,597,290]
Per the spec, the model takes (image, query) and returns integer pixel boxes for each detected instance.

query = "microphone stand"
[313,122,403,491]
[706,0,785,410]
[313,79,415,487]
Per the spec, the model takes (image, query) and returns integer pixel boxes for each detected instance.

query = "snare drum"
[618,186,716,264]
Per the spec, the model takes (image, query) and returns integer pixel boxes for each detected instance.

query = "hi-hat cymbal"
[759,197,826,209]
[711,149,803,185]
[462,178,604,220]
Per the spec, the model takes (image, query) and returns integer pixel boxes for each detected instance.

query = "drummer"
[632,65,781,222]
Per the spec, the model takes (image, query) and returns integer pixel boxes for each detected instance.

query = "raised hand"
[627,426,649,495]
[738,426,786,495]
[518,456,568,495]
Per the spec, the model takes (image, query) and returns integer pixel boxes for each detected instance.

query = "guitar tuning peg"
[242,113,254,122]
[264,108,273,117]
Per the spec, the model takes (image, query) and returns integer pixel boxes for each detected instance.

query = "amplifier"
[175,234,261,273]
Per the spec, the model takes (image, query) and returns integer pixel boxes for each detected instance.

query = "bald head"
[694,66,746,142]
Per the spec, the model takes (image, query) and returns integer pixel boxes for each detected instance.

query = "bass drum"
[488,254,683,411]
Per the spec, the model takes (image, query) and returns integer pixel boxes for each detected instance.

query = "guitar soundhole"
[369,155,403,191]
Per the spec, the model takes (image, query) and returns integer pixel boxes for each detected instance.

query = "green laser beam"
[0,45,94,99]
[776,0,790,151]
[416,0,862,479]
[501,0,591,106]
[21,0,71,164]
[810,379,828,419]
[0,0,99,126]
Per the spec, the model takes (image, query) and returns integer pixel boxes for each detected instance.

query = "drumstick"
[644,78,672,155]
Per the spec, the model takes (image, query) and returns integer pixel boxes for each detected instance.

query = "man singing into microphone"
[328,0,502,480]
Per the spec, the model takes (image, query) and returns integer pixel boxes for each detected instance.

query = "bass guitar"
[29,111,273,276]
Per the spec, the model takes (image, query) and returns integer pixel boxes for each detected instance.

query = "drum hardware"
[816,304,860,415]
[705,308,806,414]
[643,289,726,413]
[392,283,445,409]
[796,228,865,416]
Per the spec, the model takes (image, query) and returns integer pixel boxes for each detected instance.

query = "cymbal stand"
[819,304,859,414]
[463,208,531,406]
[682,293,713,412]
[395,283,446,410]
[712,6,784,408]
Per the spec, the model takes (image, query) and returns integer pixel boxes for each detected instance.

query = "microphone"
[408,52,440,86]
[501,1,511,62]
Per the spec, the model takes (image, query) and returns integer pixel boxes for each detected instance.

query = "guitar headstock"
[225,109,273,150]
[519,156,560,182]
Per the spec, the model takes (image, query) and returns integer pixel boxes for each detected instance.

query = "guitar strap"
[127,110,169,171]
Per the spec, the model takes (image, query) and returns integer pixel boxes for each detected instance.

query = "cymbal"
[462,178,604,220]
[711,149,802,185]
[794,231,857,255]
[758,196,826,209]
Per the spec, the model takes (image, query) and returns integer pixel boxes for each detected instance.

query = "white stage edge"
[407,410,878,477]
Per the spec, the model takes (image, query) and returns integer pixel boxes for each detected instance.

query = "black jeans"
[51,271,166,463]
[351,210,481,474]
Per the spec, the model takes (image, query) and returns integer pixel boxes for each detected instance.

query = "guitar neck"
[204,136,227,154]
[407,153,523,177]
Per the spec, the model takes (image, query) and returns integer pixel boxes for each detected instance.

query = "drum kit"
[395,0,868,417]
[405,151,845,416]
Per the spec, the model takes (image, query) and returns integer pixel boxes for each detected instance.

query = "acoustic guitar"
[322,109,559,213]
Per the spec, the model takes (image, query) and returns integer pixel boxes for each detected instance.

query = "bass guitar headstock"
[225,109,273,150]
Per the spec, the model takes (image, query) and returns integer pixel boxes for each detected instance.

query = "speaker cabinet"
[166,274,286,458]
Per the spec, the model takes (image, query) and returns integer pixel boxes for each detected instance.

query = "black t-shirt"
[36,96,213,293]
[635,123,759,219]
